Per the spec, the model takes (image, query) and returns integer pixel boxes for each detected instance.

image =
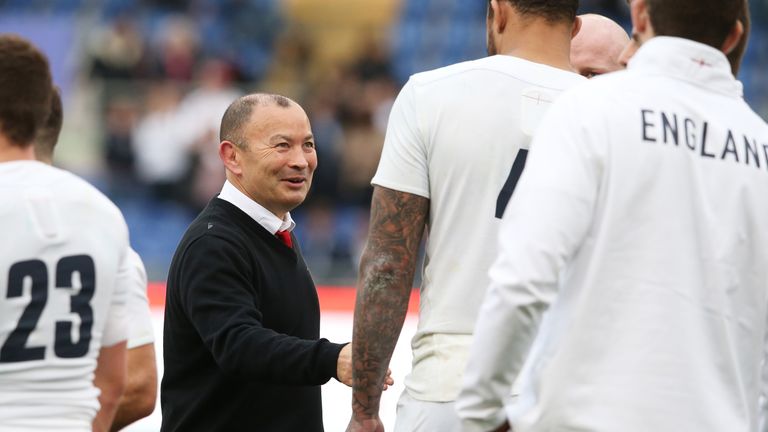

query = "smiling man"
[160,93,362,432]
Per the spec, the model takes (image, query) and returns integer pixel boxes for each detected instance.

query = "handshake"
[336,344,394,391]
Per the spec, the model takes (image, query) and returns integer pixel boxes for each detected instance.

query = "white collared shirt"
[217,180,295,234]
[458,37,768,432]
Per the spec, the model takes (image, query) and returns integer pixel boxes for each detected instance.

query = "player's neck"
[0,135,36,162]
[498,21,574,72]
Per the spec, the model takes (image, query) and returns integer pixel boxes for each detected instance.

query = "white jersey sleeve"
[123,248,154,349]
[101,249,129,348]
[760,314,768,432]
[371,78,430,198]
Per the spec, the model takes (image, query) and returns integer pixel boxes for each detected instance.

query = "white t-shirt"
[372,55,585,401]
[0,161,130,431]
[458,37,768,432]
[124,248,154,350]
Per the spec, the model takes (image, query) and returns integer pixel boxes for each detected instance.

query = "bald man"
[571,14,630,77]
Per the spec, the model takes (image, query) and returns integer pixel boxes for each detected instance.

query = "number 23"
[1,255,95,362]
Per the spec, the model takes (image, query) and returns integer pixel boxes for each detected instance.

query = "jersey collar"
[628,36,742,98]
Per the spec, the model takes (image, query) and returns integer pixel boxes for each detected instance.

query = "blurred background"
[3,0,767,285]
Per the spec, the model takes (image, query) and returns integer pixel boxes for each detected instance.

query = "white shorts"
[394,390,461,432]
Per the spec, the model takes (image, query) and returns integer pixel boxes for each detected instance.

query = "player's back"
[0,161,129,431]
[510,38,768,431]
[373,55,584,400]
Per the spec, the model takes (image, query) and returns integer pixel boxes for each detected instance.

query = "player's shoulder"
[30,166,130,241]
[554,69,633,107]
[49,166,125,219]
[408,55,584,91]
[2,162,118,210]
[409,57,489,84]
[581,68,649,94]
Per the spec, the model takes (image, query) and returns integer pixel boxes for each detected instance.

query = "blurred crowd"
[1,0,766,282]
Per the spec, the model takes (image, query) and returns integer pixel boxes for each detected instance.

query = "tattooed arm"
[347,186,429,432]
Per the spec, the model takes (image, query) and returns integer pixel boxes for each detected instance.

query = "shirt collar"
[218,180,295,234]
[627,36,741,98]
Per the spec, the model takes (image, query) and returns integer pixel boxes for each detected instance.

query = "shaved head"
[220,93,295,149]
[571,14,630,77]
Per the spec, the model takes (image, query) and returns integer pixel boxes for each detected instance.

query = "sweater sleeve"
[178,233,346,385]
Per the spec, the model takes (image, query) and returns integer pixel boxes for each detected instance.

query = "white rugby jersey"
[124,248,154,350]
[458,37,768,432]
[372,55,585,401]
[0,161,129,431]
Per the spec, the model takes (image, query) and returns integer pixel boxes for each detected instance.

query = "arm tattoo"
[351,186,429,418]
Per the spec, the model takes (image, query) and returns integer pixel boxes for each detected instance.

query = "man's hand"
[346,415,385,432]
[339,344,395,389]
[382,369,394,391]
[337,344,353,386]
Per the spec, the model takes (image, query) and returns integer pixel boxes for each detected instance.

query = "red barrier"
[147,282,420,314]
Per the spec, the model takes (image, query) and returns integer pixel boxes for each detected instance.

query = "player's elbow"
[132,378,158,418]
[127,345,158,418]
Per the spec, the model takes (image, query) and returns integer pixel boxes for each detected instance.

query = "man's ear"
[219,140,242,176]
[721,19,744,55]
[571,16,583,39]
[490,0,508,34]
[630,0,651,38]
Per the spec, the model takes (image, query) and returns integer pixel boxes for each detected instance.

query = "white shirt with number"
[457,37,768,432]
[372,55,585,402]
[0,161,130,431]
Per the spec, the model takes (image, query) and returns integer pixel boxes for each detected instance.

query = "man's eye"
[304,142,315,149]
[276,142,290,148]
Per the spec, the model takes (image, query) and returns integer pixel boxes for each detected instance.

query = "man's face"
[570,38,625,77]
[570,15,630,77]
[237,103,317,218]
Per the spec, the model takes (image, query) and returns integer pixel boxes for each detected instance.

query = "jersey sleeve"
[101,245,130,347]
[758,310,768,432]
[371,78,430,198]
[124,248,154,349]
[457,87,606,431]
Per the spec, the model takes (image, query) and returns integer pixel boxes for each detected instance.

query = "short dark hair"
[645,0,742,49]
[34,87,63,161]
[220,93,293,149]
[0,34,53,147]
[488,0,579,24]
[727,0,750,76]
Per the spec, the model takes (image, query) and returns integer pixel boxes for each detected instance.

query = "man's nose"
[287,146,309,169]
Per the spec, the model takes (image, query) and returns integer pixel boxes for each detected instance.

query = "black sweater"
[160,198,345,432]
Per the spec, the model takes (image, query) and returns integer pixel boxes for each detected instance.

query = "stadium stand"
[1,0,765,284]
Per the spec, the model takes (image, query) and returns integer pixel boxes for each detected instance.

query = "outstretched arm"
[110,343,157,431]
[348,186,428,431]
[92,341,127,432]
